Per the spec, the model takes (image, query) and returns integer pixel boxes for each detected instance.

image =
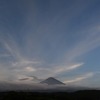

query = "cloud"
[95,71,100,74]
[12,59,40,67]
[10,66,37,78]
[54,63,84,74]
[64,72,94,84]
[33,25,100,78]
[17,75,43,83]
[19,78,30,81]
[25,66,36,72]
[17,75,33,81]
[11,75,43,84]
[31,63,84,79]
[0,34,22,60]
[11,75,34,84]
[64,26,100,62]
[0,54,11,58]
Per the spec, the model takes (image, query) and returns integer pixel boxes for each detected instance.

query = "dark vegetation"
[0,90,100,100]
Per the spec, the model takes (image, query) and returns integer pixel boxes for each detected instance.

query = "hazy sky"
[0,0,100,88]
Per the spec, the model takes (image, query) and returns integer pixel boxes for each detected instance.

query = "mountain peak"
[40,77,65,85]
[46,77,56,80]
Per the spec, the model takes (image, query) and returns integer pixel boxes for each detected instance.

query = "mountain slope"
[40,77,65,85]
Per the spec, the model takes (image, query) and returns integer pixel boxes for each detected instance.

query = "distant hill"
[40,77,65,85]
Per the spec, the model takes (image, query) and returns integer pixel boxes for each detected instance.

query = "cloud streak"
[64,26,100,62]
[54,63,84,74]
[64,73,94,84]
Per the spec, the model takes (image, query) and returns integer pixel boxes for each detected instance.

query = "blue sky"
[0,0,100,87]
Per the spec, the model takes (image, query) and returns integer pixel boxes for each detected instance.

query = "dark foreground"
[0,90,100,100]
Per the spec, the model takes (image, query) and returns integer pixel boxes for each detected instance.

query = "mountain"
[40,77,65,85]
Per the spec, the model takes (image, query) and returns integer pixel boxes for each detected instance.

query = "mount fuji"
[40,77,65,85]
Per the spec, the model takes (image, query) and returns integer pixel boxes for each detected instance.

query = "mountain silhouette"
[40,77,65,85]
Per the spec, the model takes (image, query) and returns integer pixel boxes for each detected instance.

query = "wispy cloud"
[25,66,36,72]
[64,72,94,84]
[54,63,84,74]
[64,26,100,62]
[0,34,22,60]
[0,54,11,58]
[17,75,43,83]
[31,63,84,78]
[12,59,41,67]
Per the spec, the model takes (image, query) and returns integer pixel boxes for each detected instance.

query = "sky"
[0,0,100,88]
